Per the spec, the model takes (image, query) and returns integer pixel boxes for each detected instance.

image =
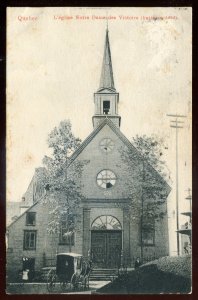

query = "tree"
[40,120,86,251]
[119,134,171,261]
[131,134,170,181]
[132,134,170,220]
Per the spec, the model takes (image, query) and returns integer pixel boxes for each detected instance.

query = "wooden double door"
[91,230,122,268]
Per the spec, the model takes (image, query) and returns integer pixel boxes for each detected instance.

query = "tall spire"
[93,28,121,129]
[99,29,115,91]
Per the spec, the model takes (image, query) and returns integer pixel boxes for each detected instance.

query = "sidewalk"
[6,281,110,294]
[64,281,111,294]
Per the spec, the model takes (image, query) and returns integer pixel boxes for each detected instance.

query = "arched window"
[92,215,122,230]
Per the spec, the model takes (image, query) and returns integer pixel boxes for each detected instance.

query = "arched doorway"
[91,215,122,268]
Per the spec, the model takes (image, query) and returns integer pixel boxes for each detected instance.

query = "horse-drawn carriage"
[47,253,92,292]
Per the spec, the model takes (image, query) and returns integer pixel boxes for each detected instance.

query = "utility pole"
[167,114,186,256]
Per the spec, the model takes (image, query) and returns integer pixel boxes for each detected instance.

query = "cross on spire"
[99,29,115,91]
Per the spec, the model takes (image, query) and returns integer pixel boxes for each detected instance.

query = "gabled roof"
[6,202,21,226]
[7,119,171,230]
[68,118,171,192]
[7,199,40,229]
[69,117,132,162]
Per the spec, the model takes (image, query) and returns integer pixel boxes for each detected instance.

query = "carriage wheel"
[71,273,79,290]
[47,269,56,293]
[60,281,69,292]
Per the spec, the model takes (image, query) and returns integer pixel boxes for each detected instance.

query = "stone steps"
[41,267,119,282]
[89,268,118,281]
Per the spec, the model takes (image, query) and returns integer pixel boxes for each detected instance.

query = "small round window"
[97,170,116,189]
[100,138,114,153]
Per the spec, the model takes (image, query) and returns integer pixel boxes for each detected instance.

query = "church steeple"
[99,29,115,91]
[92,29,121,129]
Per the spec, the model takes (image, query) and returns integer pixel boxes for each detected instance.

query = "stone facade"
[7,29,171,281]
[7,118,170,279]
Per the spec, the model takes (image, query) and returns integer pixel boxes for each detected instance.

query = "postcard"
[6,7,192,294]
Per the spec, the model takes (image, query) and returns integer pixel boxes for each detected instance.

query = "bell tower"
[92,29,121,129]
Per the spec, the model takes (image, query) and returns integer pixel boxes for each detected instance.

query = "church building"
[7,29,171,280]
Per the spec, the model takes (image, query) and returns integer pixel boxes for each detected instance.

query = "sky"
[7,7,192,255]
